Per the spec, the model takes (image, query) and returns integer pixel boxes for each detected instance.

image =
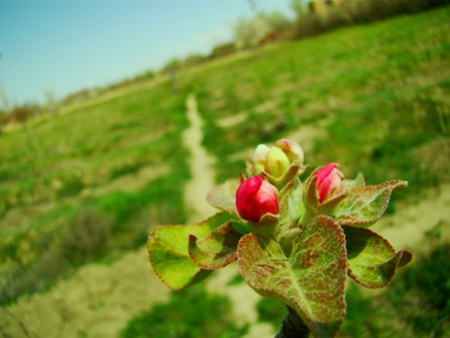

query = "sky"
[0,0,294,109]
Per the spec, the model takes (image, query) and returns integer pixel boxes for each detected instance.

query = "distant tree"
[162,58,182,92]
[232,14,273,49]
[162,58,182,73]
[44,90,58,114]
[247,0,258,13]
[291,0,309,20]
[184,53,207,66]
[210,42,236,59]
[231,10,291,50]
[0,84,10,112]
[264,10,292,32]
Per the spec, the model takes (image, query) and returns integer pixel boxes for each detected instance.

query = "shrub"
[210,42,236,59]
[0,247,67,305]
[291,0,449,40]
[61,207,113,264]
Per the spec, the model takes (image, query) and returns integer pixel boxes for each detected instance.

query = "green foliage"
[389,243,450,336]
[61,207,113,264]
[121,285,249,338]
[339,282,383,336]
[148,213,235,290]
[291,0,449,40]
[344,226,412,288]
[0,252,68,305]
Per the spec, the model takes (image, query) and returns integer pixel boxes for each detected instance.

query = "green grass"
[256,298,288,332]
[121,284,249,338]
[0,81,191,304]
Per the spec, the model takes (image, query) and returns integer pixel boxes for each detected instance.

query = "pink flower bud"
[316,163,344,204]
[275,138,304,164]
[235,176,279,223]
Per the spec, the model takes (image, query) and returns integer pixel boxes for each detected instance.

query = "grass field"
[1,5,449,337]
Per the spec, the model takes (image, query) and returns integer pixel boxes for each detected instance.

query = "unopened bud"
[235,176,279,223]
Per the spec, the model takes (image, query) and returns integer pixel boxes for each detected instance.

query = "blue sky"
[0,0,294,108]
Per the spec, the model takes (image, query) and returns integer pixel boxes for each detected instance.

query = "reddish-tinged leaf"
[188,220,252,270]
[148,212,232,290]
[207,179,240,215]
[334,180,408,227]
[343,226,413,288]
[238,216,347,337]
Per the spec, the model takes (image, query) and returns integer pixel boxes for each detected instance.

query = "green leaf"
[206,179,240,215]
[238,216,347,337]
[188,220,252,270]
[333,180,408,227]
[265,162,305,190]
[344,226,413,288]
[278,181,303,235]
[148,212,232,290]
[343,172,365,189]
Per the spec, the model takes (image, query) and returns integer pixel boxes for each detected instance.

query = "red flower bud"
[316,163,344,204]
[235,176,279,223]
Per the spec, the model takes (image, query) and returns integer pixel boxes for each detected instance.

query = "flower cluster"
[148,138,412,338]
[249,138,305,189]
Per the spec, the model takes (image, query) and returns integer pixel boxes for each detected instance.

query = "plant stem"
[275,306,310,338]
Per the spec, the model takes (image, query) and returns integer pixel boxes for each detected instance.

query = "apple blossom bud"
[235,176,279,223]
[253,144,270,174]
[275,138,304,164]
[252,139,304,179]
[265,147,290,178]
[316,163,344,204]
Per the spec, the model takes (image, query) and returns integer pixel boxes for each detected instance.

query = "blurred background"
[0,0,449,337]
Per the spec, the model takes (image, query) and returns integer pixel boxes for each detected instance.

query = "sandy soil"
[375,183,450,253]
[183,94,218,222]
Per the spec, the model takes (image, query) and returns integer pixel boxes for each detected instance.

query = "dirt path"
[182,94,275,337]
[183,93,217,222]
[375,183,450,253]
